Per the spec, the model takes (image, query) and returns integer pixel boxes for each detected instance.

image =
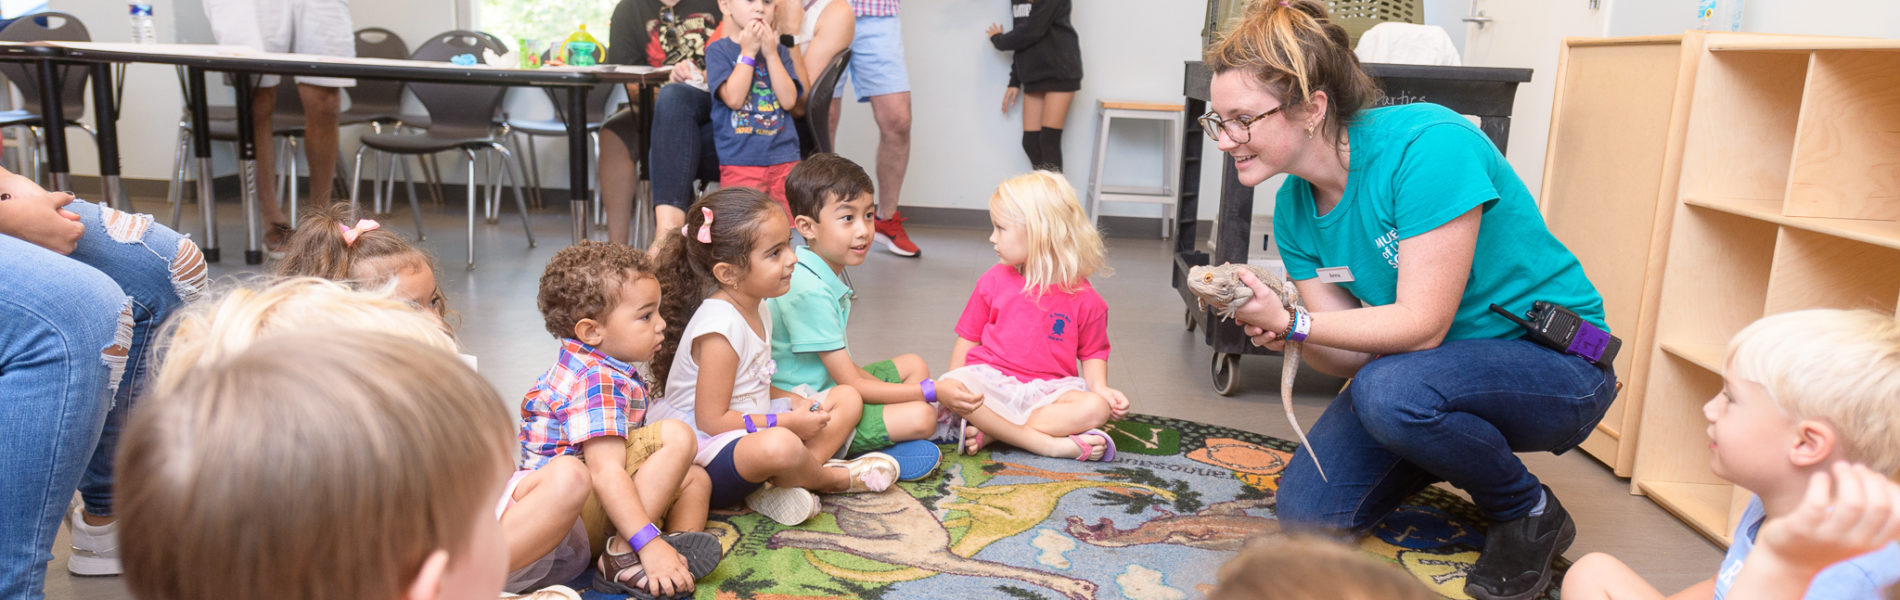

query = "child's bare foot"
[960,423,989,456]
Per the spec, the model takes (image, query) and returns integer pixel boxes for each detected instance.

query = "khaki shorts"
[578,424,667,556]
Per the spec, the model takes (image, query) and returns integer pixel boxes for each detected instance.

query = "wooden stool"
[1084,100,1185,238]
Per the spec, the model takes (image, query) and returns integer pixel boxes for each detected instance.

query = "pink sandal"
[1067,429,1117,462]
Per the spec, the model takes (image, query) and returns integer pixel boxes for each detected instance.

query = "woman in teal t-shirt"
[1203,3,1618,600]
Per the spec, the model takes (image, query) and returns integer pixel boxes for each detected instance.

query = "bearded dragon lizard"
[1184,263,1327,481]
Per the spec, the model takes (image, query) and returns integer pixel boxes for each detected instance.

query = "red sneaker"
[874,211,921,257]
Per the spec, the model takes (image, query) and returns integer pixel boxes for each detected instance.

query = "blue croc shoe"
[882,439,943,481]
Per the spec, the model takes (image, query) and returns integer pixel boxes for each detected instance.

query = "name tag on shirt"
[1316,266,1355,283]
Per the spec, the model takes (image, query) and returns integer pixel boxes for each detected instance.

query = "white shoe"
[66,504,121,576]
[500,585,582,600]
[745,484,822,526]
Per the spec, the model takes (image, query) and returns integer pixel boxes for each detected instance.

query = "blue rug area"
[574,413,1567,599]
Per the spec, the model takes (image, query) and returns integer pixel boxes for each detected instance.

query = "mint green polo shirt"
[769,246,852,391]
[1272,103,1607,341]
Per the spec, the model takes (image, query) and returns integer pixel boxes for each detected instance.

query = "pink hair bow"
[340,219,380,246]
[694,207,714,244]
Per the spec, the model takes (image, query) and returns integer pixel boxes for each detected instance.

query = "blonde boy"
[122,329,517,600]
[1565,309,1900,600]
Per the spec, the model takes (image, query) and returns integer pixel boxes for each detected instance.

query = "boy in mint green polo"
[767,153,956,480]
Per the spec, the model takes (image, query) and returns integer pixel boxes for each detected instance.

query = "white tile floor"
[38,195,1722,599]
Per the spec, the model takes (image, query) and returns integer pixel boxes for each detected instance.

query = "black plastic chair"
[0,12,95,184]
[348,30,535,268]
[804,48,851,155]
[501,83,616,212]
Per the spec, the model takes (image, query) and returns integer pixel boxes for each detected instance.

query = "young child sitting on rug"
[120,283,519,600]
[935,170,1128,461]
[648,187,899,527]
[1563,309,1900,600]
[275,202,450,326]
[522,242,723,598]
[1208,534,1434,600]
[767,153,962,480]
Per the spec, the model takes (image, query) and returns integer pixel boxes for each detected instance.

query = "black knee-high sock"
[1021,130,1044,169]
[1038,127,1065,172]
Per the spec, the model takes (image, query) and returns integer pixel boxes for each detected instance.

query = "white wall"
[1610,0,1900,38]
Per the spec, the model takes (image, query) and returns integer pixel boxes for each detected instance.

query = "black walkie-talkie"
[1490,302,1620,367]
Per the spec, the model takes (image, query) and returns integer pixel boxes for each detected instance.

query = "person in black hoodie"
[987,0,1081,172]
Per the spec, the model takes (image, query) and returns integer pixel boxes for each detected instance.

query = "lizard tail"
[1282,342,1328,482]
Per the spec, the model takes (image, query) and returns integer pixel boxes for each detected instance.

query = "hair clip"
[695,206,715,244]
[340,219,381,246]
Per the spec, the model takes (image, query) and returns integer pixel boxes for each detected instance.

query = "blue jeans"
[647,82,721,210]
[0,201,203,599]
[1275,338,1617,533]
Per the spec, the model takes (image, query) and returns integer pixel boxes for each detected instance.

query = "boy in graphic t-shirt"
[706,0,802,216]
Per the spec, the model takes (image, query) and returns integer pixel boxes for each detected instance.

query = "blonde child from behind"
[1208,534,1436,600]
[120,289,515,600]
[936,170,1129,461]
[768,153,954,480]
[1564,309,1900,600]
[275,202,448,324]
[522,241,723,598]
[647,187,899,527]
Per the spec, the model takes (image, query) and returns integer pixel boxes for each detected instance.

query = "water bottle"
[129,3,157,44]
[1726,0,1746,32]
[561,24,602,67]
[1694,0,1717,30]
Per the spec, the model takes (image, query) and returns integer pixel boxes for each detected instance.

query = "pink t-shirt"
[954,264,1111,381]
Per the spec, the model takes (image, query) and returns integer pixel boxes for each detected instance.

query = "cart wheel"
[1212,352,1240,396]
[1185,309,1196,332]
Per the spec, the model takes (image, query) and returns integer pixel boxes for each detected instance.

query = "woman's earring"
[1306,124,1316,139]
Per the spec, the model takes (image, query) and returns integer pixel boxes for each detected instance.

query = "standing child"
[122,282,521,600]
[648,187,898,527]
[988,0,1082,171]
[937,170,1128,460]
[708,0,803,216]
[522,242,723,598]
[1563,309,1900,600]
[768,153,958,480]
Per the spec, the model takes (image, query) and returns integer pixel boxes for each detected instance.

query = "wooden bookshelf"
[1621,33,1900,546]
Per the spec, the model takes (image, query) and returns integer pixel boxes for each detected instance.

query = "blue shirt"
[1272,103,1607,341]
[705,38,801,166]
[1714,497,1900,599]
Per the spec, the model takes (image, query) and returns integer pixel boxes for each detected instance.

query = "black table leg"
[233,73,263,265]
[637,82,655,181]
[567,85,589,244]
[89,62,125,211]
[34,57,69,192]
[186,68,218,262]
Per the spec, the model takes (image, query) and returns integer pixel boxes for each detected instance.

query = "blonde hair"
[1203,0,1379,146]
[1726,309,1900,476]
[119,331,513,600]
[1208,534,1434,600]
[989,171,1110,295]
[153,277,458,396]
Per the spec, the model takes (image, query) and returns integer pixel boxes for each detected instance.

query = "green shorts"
[847,359,907,455]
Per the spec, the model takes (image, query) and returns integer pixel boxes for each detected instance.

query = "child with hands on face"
[706,0,803,215]
[647,187,899,527]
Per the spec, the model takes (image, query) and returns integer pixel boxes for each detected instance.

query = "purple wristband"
[1286,309,1311,343]
[628,523,663,552]
[766,413,778,428]
[743,414,757,433]
[921,378,937,403]
[737,54,757,68]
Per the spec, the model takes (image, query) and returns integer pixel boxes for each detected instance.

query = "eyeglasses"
[1198,105,1284,144]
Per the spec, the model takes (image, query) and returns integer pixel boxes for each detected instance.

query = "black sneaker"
[1464,484,1576,600]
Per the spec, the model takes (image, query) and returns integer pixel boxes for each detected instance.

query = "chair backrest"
[346,27,410,116]
[408,30,509,138]
[804,48,851,155]
[0,12,90,121]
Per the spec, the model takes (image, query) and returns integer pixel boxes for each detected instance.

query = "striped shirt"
[848,0,900,17]
[518,339,649,470]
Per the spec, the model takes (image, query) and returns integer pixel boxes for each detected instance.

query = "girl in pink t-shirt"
[937,171,1129,461]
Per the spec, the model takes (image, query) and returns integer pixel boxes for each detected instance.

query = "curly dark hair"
[650,186,783,393]
[536,241,655,340]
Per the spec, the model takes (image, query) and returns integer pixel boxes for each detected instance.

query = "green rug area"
[583,413,1566,599]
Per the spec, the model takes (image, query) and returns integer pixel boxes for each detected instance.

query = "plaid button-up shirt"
[848,0,900,17]
[518,339,648,470]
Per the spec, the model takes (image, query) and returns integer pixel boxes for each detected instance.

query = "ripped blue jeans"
[0,200,204,599]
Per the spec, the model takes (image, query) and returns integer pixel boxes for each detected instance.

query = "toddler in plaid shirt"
[520,242,722,598]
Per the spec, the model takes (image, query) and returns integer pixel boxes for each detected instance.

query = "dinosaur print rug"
[578,414,1567,600]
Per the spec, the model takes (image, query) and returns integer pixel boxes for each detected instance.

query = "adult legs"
[599,107,640,245]
[251,86,286,227]
[296,83,342,205]
[645,84,718,255]
[867,92,910,220]
[0,235,126,599]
